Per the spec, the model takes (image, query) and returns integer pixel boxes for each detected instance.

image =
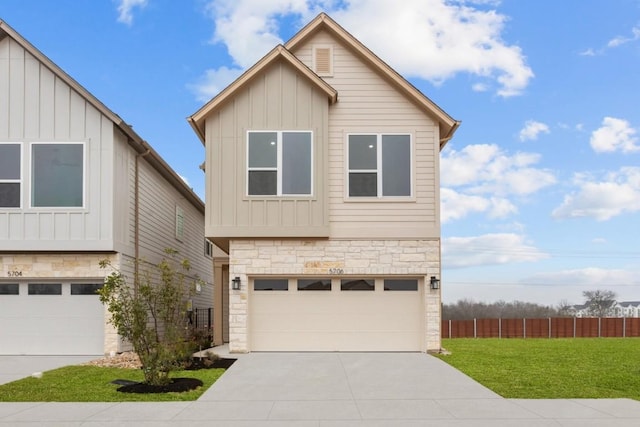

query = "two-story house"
[0,20,218,355]
[188,13,459,353]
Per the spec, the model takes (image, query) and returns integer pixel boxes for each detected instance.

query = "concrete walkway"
[1,352,640,425]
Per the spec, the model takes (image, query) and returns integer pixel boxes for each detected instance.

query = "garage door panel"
[250,278,424,351]
[0,283,104,355]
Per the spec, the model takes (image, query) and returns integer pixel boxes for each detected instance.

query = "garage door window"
[341,279,374,291]
[0,283,19,295]
[71,284,103,295]
[254,279,288,291]
[384,279,418,291]
[28,283,62,295]
[298,278,331,291]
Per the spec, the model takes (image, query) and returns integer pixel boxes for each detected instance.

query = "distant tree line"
[443,299,561,320]
[443,290,618,320]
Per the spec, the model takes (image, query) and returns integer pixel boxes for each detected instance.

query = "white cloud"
[519,120,549,141]
[442,233,548,268]
[552,167,640,221]
[590,117,639,153]
[525,268,640,287]
[607,26,640,48]
[440,144,555,222]
[441,144,556,194]
[202,0,533,97]
[115,0,148,25]
[188,66,244,102]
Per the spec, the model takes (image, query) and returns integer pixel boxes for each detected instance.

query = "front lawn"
[0,365,225,402]
[436,338,640,400]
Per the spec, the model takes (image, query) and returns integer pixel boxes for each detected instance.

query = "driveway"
[2,352,640,425]
[0,355,99,385]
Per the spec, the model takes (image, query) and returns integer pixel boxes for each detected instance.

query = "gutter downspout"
[134,145,152,285]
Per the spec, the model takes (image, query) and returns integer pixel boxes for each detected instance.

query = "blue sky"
[2,0,639,306]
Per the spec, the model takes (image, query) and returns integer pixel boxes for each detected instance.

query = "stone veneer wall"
[0,253,120,354]
[228,239,441,353]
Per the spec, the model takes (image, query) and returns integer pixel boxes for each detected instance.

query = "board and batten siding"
[0,35,115,250]
[205,59,330,242]
[291,32,441,240]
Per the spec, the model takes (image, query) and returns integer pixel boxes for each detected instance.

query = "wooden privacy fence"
[442,317,640,338]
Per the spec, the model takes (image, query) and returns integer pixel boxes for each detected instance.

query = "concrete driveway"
[2,352,640,425]
[0,355,99,385]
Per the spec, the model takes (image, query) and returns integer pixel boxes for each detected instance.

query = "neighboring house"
[0,20,218,356]
[188,13,459,353]
[614,301,640,318]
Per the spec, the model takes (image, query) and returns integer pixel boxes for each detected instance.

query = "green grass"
[0,366,225,402]
[436,338,640,400]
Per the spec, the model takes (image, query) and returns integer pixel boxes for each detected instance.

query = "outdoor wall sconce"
[232,276,241,291]
[430,276,440,290]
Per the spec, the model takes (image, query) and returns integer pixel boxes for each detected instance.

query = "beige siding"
[291,32,441,239]
[134,153,213,309]
[0,36,115,250]
[205,59,330,241]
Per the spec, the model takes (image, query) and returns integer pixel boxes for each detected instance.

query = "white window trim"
[0,142,23,209]
[246,130,314,197]
[345,133,414,200]
[175,205,185,241]
[29,141,86,209]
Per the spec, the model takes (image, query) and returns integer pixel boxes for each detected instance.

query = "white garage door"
[250,278,424,351]
[0,282,105,355]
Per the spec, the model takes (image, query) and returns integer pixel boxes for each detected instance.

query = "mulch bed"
[116,377,204,394]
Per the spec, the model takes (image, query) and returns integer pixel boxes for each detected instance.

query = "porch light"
[232,276,241,291]
[429,276,440,290]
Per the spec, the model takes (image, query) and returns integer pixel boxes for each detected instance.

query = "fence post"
[474,318,477,338]
[523,318,527,339]
[549,317,552,339]
[499,318,502,339]
[449,319,452,339]
[573,317,576,338]
[623,316,626,338]
[598,317,602,338]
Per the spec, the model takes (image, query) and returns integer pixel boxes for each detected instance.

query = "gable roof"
[285,13,460,149]
[0,20,204,212]
[188,44,338,143]
[188,13,459,149]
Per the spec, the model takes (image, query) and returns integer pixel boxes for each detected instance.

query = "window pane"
[348,135,377,170]
[298,278,331,291]
[248,170,277,195]
[282,132,311,195]
[0,183,20,207]
[0,284,19,295]
[71,283,103,295]
[341,279,374,291]
[0,144,20,179]
[382,135,411,196]
[349,172,377,197]
[32,144,83,207]
[248,132,277,168]
[28,283,62,295]
[254,279,288,291]
[384,279,418,291]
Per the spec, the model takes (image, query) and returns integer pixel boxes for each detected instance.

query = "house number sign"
[7,270,23,277]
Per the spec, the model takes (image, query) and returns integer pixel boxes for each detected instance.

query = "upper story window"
[31,143,84,208]
[247,131,312,196]
[347,134,412,198]
[0,143,21,208]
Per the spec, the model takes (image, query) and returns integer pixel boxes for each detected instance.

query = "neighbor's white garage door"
[250,278,423,351]
[0,282,105,355]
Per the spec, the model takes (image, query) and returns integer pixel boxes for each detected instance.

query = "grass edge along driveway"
[0,365,225,402]
[436,338,640,400]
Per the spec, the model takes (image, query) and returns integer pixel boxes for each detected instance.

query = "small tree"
[98,249,196,386]
[582,290,617,317]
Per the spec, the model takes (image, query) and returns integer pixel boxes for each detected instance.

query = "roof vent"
[313,45,333,76]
